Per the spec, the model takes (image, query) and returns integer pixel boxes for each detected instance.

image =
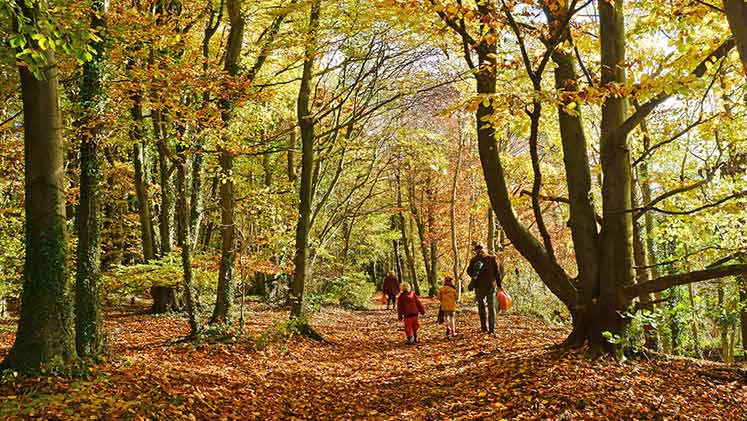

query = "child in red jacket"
[397,282,425,344]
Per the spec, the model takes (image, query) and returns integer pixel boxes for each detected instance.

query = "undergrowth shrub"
[102,252,216,306]
[307,272,375,311]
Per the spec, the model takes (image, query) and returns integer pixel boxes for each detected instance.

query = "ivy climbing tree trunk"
[2,0,77,372]
[75,0,107,360]
[291,0,321,318]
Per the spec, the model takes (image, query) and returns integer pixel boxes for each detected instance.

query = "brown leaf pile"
[1,299,745,420]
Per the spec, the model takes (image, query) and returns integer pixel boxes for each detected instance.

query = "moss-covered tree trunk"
[176,152,199,336]
[127,68,157,261]
[156,128,174,255]
[190,153,204,249]
[75,0,107,360]
[2,0,77,372]
[211,0,244,324]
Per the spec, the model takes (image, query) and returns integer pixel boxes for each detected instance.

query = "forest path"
[1,298,746,420]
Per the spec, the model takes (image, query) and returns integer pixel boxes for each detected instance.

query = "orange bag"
[380,292,388,304]
[497,288,513,311]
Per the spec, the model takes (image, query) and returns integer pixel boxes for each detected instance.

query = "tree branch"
[615,38,735,139]
[625,264,747,298]
[630,189,747,216]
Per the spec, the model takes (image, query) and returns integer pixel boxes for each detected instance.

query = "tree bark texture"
[3,0,77,372]
[723,0,747,77]
[75,0,107,360]
[211,0,244,324]
[156,133,174,255]
[426,178,438,296]
[450,134,463,291]
[291,0,321,318]
[176,153,200,336]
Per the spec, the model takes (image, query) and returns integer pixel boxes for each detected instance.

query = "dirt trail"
[1,299,746,420]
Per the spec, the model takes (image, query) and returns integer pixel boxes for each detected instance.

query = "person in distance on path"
[438,276,458,337]
[382,271,401,311]
[467,242,502,334]
[397,282,425,344]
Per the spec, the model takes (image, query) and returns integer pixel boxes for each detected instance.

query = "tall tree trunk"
[151,132,180,314]
[412,212,431,294]
[638,116,668,352]
[212,150,236,323]
[2,1,77,371]
[632,175,657,350]
[290,0,321,318]
[75,0,107,360]
[287,128,297,183]
[211,0,244,324]
[397,170,419,293]
[408,180,432,295]
[597,0,633,346]
[263,150,274,188]
[398,201,417,290]
[426,179,438,296]
[132,139,156,260]
[176,153,199,336]
[407,217,422,295]
[391,215,404,282]
[688,282,702,357]
[450,134,463,293]
[190,153,203,249]
[723,0,747,77]
[682,244,702,357]
[740,265,747,353]
[156,134,174,255]
[487,208,495,252]
[717,281,729,362]
[472,4,576,320]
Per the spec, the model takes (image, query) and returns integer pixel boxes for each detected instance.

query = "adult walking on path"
[467,242,503,334]
[382,271,401,311]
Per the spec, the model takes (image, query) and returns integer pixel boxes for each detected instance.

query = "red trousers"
[403,316,420,337]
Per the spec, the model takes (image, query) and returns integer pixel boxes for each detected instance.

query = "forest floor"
[0,298,746,420]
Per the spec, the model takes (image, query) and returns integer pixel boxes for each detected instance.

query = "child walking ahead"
[438,276,458,337]
[397,282,425,344]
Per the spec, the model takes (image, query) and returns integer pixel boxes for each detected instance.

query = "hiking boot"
[445,328,451,338]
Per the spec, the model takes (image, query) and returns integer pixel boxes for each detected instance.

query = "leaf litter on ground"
[0,298,745,420]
